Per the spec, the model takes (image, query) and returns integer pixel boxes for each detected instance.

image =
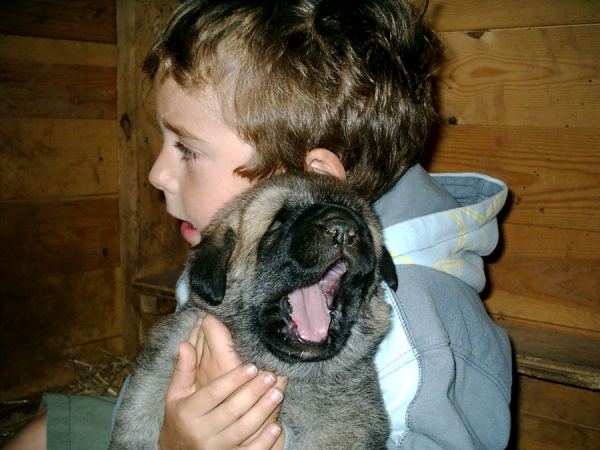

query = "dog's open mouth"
[286,260,348,344]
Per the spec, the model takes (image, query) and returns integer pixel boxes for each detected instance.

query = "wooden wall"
[423,0,600,448]
[1,0,598,448]
[0,0,122,399]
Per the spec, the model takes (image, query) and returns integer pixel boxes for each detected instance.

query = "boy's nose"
[149,147,178,194]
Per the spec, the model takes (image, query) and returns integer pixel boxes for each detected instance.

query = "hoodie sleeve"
[377,265,512,450]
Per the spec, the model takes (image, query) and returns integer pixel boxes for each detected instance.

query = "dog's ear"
[188,228,236,305]
[380,246,398,291]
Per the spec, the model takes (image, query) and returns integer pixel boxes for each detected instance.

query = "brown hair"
[143,0,440,202]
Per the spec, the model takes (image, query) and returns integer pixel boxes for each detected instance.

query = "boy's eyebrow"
[161,118,200,141]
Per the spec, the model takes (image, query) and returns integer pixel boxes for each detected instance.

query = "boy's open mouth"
[285,260,348,344]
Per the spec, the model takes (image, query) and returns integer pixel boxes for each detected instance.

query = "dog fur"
[110,173,397,450]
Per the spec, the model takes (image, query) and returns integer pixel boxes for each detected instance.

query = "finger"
[201,314,237,359]
[195,327,205,364]
[165,341,199,402]
[274,375,288,392]
[186,317,203,345]
[238,423,284,450]
[187,363,261,417]
[260,375,288,425]
[197,314,241,386]
[225,384,284,446]
[193,326,205,387]
[205,373,283,446]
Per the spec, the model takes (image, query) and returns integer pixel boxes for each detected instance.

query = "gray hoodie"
[374,164,512,449]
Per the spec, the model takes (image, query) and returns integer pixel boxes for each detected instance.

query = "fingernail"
[270,424,282,437]
[195,317,203,326]
[263,372,277,386]
[245,364,258,376]
[269,389,284,404]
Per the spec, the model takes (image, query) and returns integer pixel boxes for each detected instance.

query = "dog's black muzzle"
[256,202,377,363]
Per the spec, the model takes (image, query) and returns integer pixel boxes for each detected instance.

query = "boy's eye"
[174,141,198,160]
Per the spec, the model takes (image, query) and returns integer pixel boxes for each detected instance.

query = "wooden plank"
[512,411,600,450]
[515,376,600,430]
[425,125,600,232]
[484,223,600,332]
[0,35,116,67]
[0,0,116,44]
[436,25,600,128]
[423,0,600,32]
[0,267,122,352]
[0,197,120,280]
[0,119,118,200]
[0,58,116,119]
[0,336,124,400]
[495,316,600,389]
[509,376,600,449]
[516,355,600,391]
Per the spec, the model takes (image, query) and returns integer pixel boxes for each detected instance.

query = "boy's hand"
[158,314,287,450]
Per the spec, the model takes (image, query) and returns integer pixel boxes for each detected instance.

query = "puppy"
[110,173,397,450]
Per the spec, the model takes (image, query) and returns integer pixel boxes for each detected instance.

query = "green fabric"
[41,393,117,450]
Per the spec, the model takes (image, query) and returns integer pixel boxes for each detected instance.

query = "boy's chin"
[185,236,201,246]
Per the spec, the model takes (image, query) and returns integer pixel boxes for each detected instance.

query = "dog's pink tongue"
[288,283,331,343]
[287,262,347,343]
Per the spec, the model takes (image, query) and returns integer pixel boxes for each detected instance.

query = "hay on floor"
[63,349,134,398]
[0,350,134,446]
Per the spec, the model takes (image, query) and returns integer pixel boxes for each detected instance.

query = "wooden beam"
[495,317,600,390]
[116,0,184,356]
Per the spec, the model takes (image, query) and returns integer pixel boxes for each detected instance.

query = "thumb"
[165,340,198,401]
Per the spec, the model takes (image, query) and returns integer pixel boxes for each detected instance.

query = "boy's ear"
[188,228,236,305]
[380,246,398,291]
[305,148,347,181]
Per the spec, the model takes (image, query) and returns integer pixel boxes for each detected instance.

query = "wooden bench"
[132,270,600,391]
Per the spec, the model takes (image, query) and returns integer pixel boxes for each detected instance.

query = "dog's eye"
[269,217,285,231]
[269,208,291,231]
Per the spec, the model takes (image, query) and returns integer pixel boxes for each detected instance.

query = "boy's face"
[149,77,255,246]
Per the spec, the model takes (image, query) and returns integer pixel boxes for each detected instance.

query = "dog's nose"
[325,218,358,247]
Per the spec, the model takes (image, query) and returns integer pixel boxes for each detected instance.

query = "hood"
[375,166,508,293]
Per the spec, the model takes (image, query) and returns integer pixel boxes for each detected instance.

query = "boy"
[145,0,512,448]
[6,0,512,448]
